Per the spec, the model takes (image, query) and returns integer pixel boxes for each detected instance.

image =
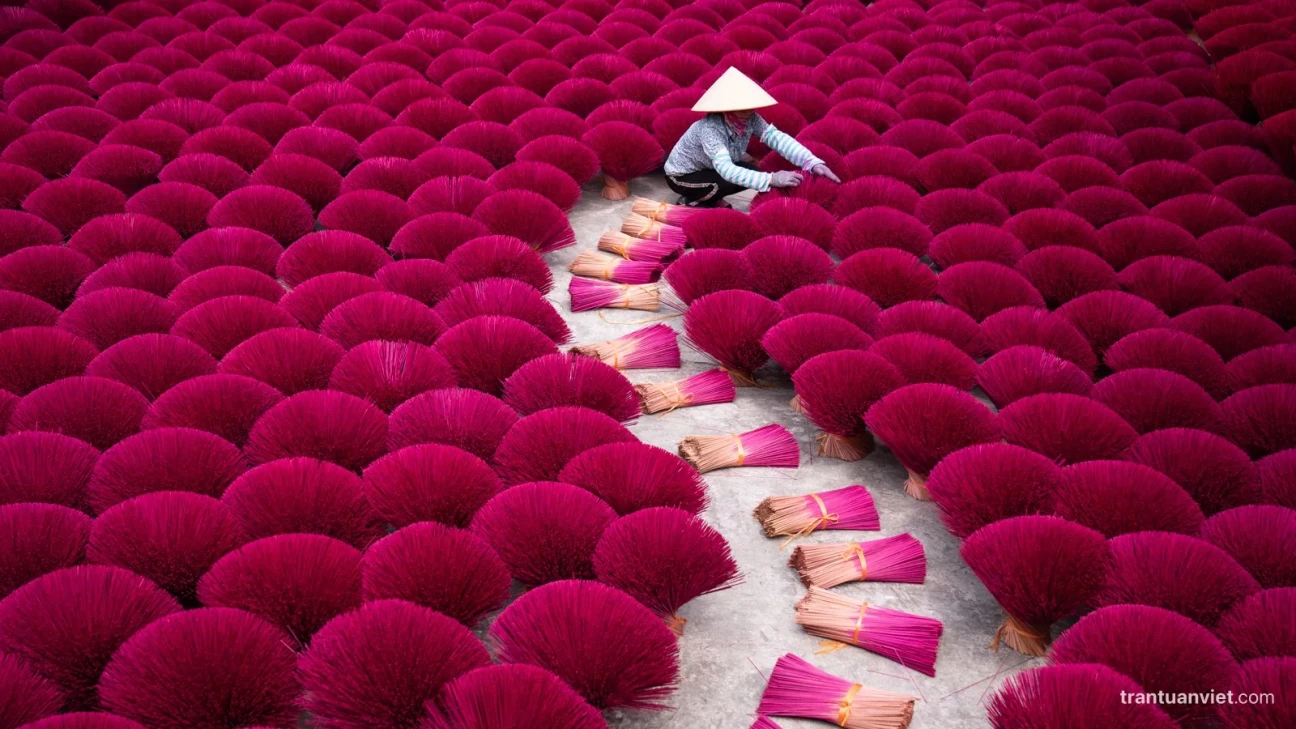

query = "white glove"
[770,170,803,188]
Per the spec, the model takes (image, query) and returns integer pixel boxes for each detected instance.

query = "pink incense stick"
[570,324,681,370]
[749,717,782,729]
[758,653,918,729]
[632,197,700,226]
[568,278,660,312]
[791,534,927,589]
[677,423,799,473]
[636,369,736,414]
[622,213,688,247]
[568,251,661,284]
[754,485,880,539]
[600,231,684,263]
[795,586,944,677]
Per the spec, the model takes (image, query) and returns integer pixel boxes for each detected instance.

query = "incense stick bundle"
[598,231,683,263]
[795,586,944,677]
[635,369,736,414]
[568,278,660,312]
[678,424,799,473]
[631,198,698,226]
[790,534,927,589]
[750,717,782,729]
[570,324,680,370]
[754,485,880,538]
[758,653,917,729]
[622,212,687,247]
[568,251,661,284]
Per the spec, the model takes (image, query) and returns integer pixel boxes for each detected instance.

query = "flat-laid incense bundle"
[635,369,736,414]
[795,586,944,677]
[569,324,681,370]
[622,212,687,246]
[631,197,698,225]
[790,534,927,589]
[598,230,684,263]
[568,250,660,284]
[754,485,880,539]
[568,278,660,312]
[758,653,917,729]
[678,424,799,473]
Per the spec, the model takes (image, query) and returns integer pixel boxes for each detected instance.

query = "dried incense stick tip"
[569,324,680,370]
[602,176,631,200]
[725,367,762,387]
[795,586,943,677]
[753,485,879,538]
[635,369,736,414]
[678,424,798,472]
[789,394,804,414]
[666,614,687,636]
[757,653,917,729]
[816,432,874,461]
[568,278,660,312]
[995,613,1051,657]
[569,251,620,280]
[836,686,917,729]
[904,471,930,501]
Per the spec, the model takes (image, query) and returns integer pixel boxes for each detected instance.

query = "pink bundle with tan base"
[599,231,684,263]
[635,369,736,414]
[795,586,944,677]
[622,212,687,247]
[677,424,798,473]
[570,324,680,370]
[568,278,660,312]
[790,534,927,589]
[568,251,660,284]
[631,198,699,226]
[754,485,880,539]
[758,653,917,729]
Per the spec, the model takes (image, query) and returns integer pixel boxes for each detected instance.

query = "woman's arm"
[751,116,840,182]
[700,127,775,191]
[758,123,824,171]
[756,114,824,169]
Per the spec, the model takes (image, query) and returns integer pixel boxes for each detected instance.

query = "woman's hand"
[771,171,803,188]
[810,164,841,183]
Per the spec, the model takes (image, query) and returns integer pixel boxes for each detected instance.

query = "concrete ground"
[549,176,1031,729]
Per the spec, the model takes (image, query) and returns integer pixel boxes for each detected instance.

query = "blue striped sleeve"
[700,126,773,192]
[760,124,824,171]
[712,147,772,192]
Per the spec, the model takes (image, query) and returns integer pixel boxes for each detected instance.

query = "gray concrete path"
[552,177,1026,729]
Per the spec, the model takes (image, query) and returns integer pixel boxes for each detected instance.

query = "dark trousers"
[665,162,761,207]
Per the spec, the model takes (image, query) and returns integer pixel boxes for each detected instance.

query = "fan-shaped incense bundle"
[568,251,661,285]
[754,485,880,539]
[757,653,917,729]
[678,424,798,473]
[635,369,736,414]
[631,198,697,226]
[622,212,687,247]
[598,231,683,263]
[570,324,680,370]
[568,279,660,312]
[791,534,926,589]
[795,586,944,677]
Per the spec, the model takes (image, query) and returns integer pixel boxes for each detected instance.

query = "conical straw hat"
[692,67,778,113]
